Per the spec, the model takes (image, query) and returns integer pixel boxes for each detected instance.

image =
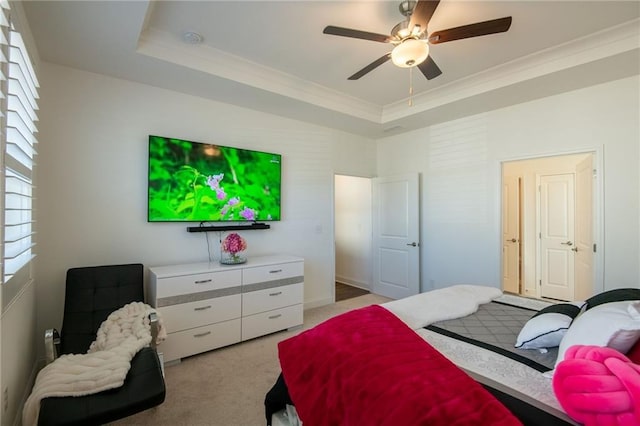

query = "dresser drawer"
[161,294,241,333]
[241,304,303,341]
[155,269,242,299]
[162,319,241,362]
[242,283,303,316]
[242,261,303,286]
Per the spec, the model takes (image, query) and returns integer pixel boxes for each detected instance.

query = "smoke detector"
[182,31,204,44]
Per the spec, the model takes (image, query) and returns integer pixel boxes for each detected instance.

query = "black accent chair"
[38,264,166,426]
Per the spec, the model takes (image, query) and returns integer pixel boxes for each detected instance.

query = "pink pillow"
[553,345,640,426]
[627,340,640,364]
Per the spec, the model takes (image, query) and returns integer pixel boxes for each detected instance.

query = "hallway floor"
[335,282,369,301]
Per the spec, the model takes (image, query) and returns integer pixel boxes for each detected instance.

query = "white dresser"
[148,255,304,363]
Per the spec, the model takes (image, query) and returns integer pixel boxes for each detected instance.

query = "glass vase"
[220,251,247,265]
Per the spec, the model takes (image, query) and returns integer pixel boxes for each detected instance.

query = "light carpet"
[109,293,390,426]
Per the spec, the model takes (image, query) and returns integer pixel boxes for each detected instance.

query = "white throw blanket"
[382,284,503,329]
[22,302,166,426]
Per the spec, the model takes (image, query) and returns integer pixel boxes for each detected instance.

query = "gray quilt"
[427,301,558,371]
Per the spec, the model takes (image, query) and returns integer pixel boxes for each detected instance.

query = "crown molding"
[383,18,640,122]
[136,27,382,123]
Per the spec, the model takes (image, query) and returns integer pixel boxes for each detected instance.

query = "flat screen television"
[148,135,281,222]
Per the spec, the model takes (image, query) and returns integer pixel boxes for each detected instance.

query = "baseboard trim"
[335,277,370,291]
[336,276,371,291]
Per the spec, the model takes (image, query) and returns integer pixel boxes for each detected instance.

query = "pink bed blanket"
[278,304,522,426]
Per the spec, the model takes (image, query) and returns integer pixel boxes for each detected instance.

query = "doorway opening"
[333,173,420,302]
[334,174,372,301]
[501,152,600,302]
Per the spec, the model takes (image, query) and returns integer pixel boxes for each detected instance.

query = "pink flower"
[222,233,247,255]
[215,187,226,200]
[206,173,224,190]
[240,207,256,221]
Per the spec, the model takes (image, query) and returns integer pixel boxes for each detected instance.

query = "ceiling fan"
[323,0,512,81]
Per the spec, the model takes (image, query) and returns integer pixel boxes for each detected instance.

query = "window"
[1,0,39,284]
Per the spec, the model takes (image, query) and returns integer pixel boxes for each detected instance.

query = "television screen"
[148,135,281,222]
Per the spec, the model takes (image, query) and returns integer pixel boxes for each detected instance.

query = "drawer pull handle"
[268,314,282,320]
[269,291,282,297]
[194,279,213,284]
[193,331,212,338]
[269,269,283,274]
[194,305,212,311]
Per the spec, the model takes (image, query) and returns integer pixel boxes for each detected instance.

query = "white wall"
[1,281,36,425]
[334,175,372,289]
[377,76,640,292]
[33,62,376,349]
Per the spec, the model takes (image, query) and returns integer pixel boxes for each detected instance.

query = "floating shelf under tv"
[187,222,271,233]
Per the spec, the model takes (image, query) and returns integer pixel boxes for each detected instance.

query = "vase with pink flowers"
[220,232,247,265]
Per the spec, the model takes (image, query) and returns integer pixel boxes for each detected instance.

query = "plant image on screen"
[148,135,281,222]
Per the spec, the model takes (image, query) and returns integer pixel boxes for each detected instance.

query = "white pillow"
[515,303,582,349]
[555,300,640,367]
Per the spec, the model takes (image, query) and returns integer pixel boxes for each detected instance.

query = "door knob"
[561,241,573,246]
[407,242,418,247]
[506,238,517,243]
[571,247,579,252]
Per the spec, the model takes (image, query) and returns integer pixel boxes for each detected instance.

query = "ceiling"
[22,1,640,138]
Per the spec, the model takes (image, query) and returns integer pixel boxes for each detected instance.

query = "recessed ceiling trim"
[138,18,638,127]
[383,18,640,122]
[137,27,383,123]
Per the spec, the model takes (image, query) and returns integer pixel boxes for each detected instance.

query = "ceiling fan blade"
[429,17,512,44]
[348,53,392,80]
[417,56,442,80]
[323,26,391,43]
[409,0,440,33]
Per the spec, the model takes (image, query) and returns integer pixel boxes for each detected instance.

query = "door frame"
[332,172,377,305]
[333,173,375,298]
[498,148,604,299]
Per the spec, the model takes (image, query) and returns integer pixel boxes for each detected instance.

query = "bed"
[265,285,640,426]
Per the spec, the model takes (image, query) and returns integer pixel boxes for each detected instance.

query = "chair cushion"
[38,347,165,426]
[61,264,144,355]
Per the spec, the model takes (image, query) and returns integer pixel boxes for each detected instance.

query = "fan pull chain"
[408,66,414,107]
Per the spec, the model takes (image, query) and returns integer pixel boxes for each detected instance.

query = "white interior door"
[574,155,594,300]
[539,174,575,301]
[372,173,420,299]
[502,176,520,294]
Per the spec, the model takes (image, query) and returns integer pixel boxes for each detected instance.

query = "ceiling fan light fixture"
[392,21,411,39]
[391,39,429,68]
